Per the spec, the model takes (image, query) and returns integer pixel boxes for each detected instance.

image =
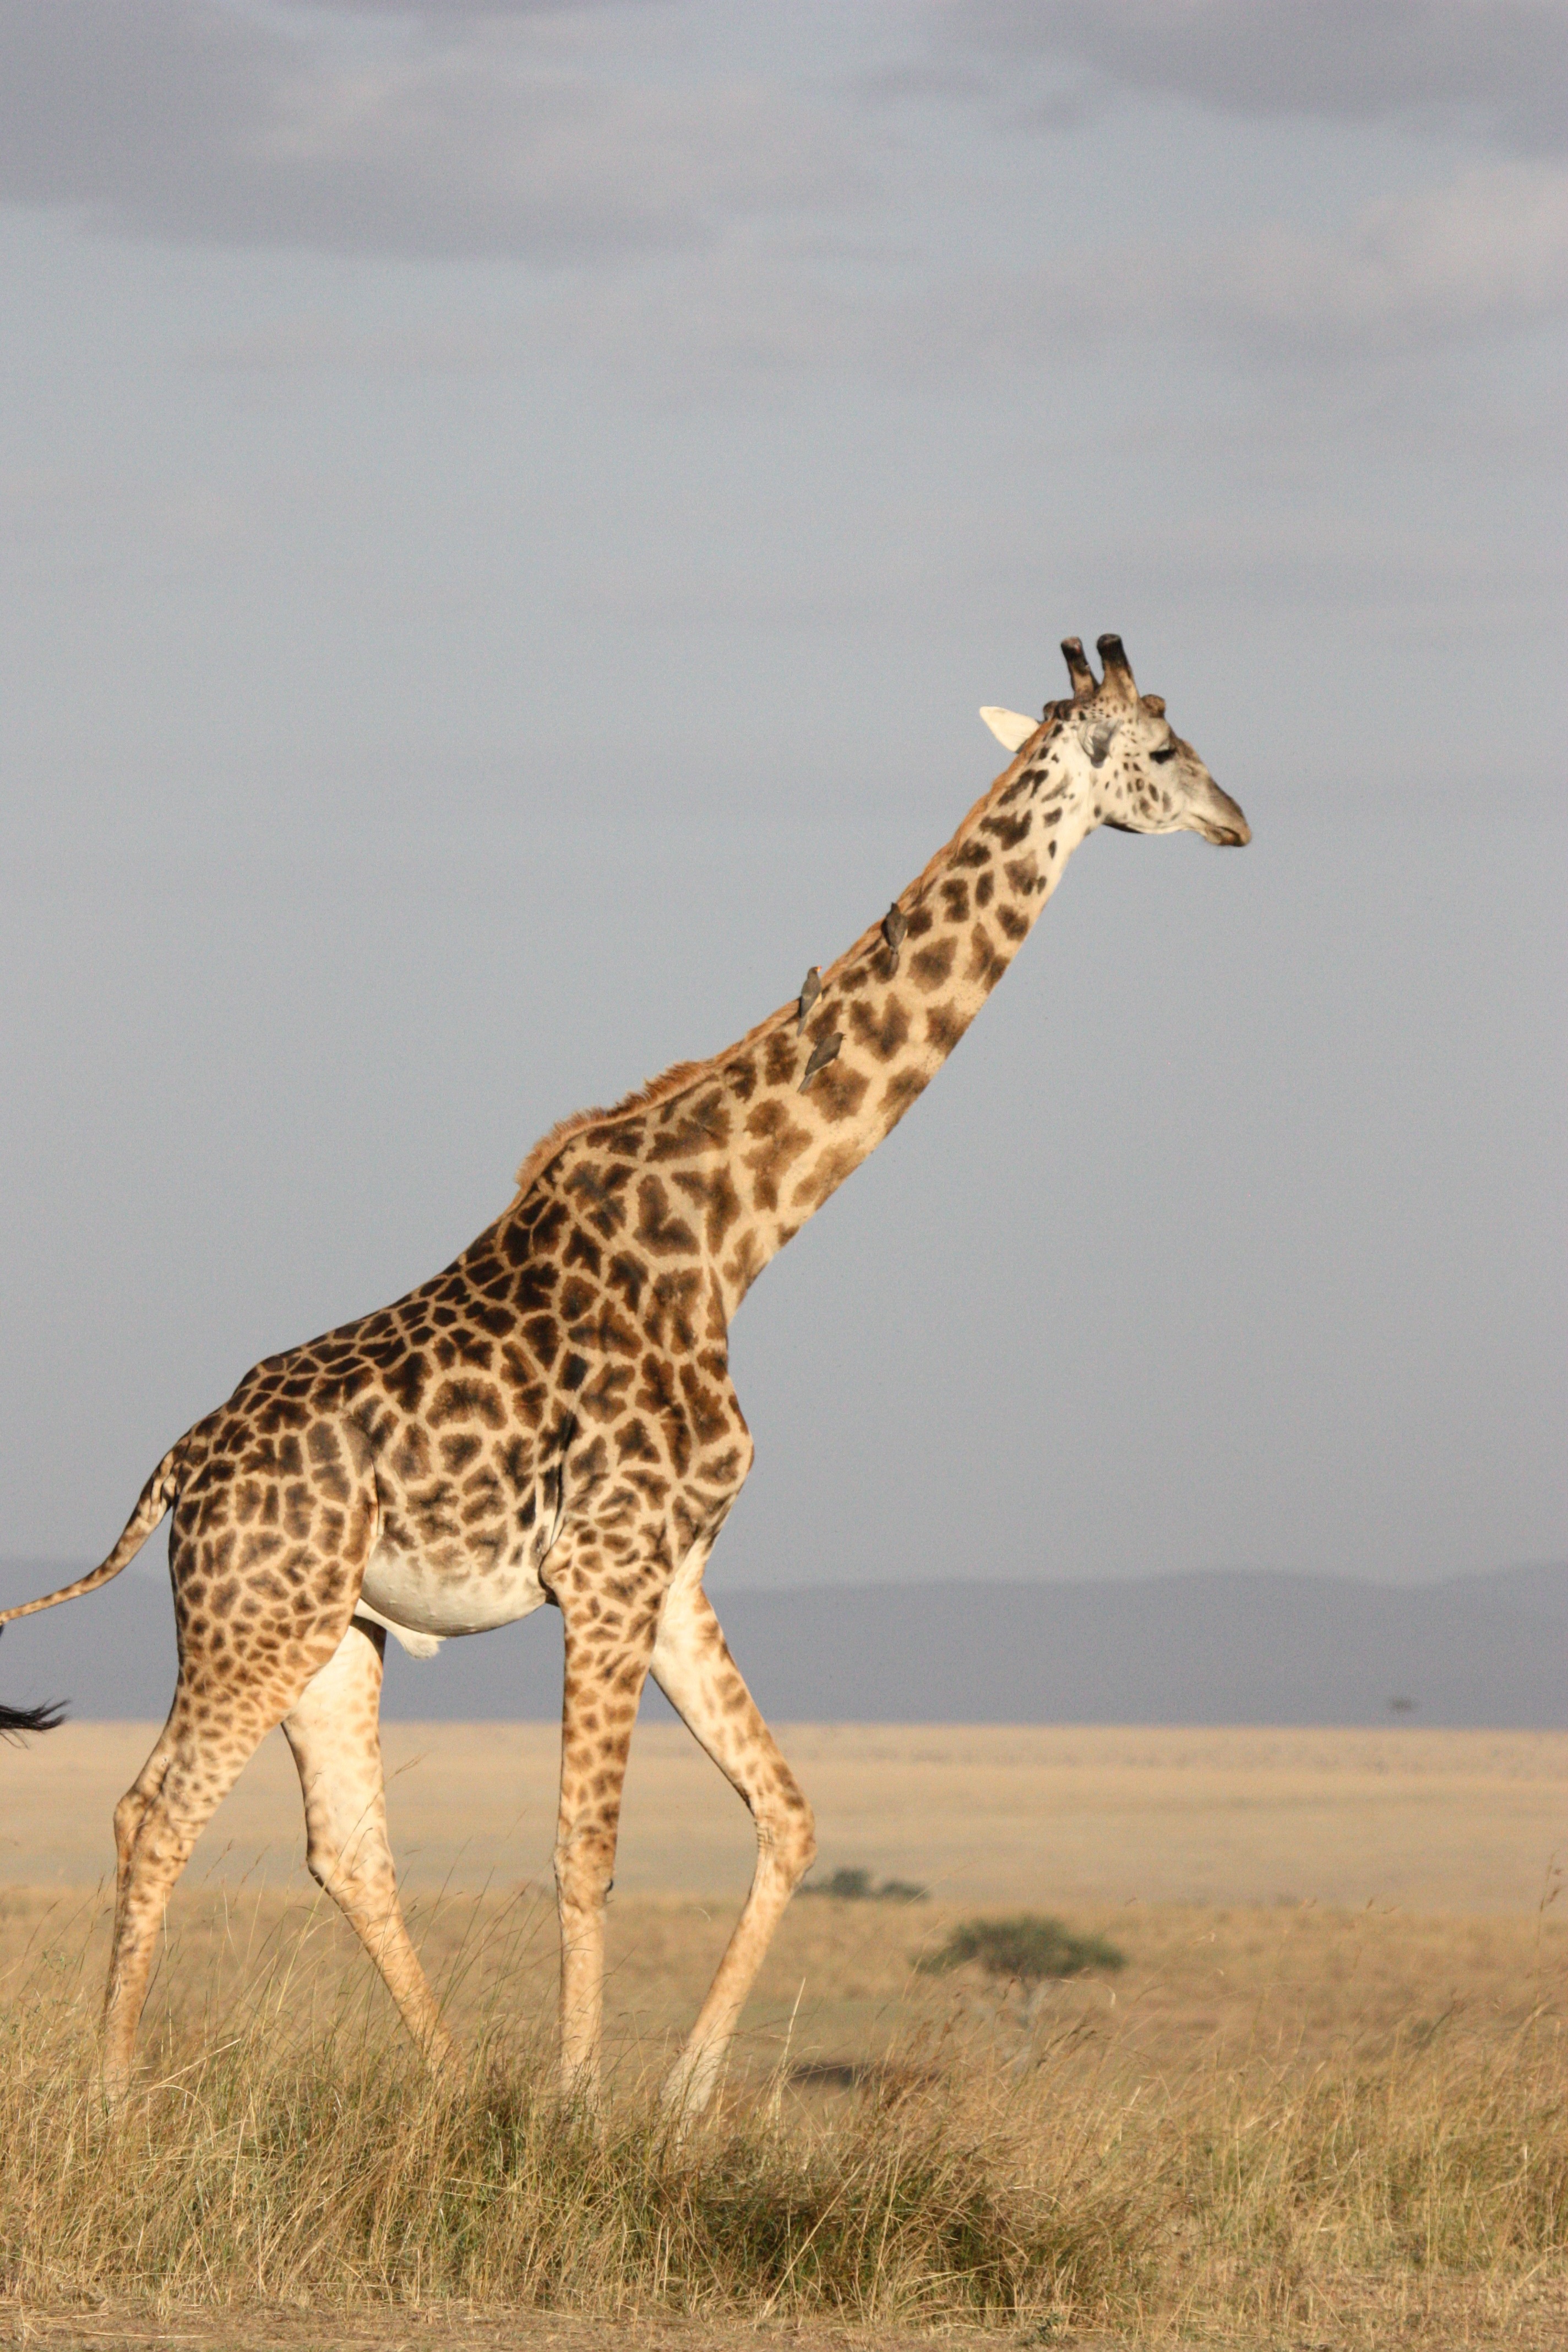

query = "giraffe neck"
[704,723,1096,1312]
[522,720,1099,1330]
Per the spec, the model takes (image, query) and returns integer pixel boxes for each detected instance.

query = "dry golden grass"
[3,1883,1568,2347]
[4,1721,1568,2347]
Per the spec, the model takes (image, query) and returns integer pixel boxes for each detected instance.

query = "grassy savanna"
[3,1725,1568,2347]
[12,1719,1567,1910]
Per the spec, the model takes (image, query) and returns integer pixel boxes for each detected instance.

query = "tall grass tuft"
[0,1984,1134,2322]
[2,1904,1566,2335]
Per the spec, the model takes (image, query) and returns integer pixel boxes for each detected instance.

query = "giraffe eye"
[1150,743,1178,764]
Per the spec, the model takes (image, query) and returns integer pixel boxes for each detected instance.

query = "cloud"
[938,161,1568,363]
[190,312,525,375]
[918,160,1568,369]
[951,1,1568,154]
[189,157,1568,395]
[0,0,855,259]
[1196,161,1568,351]
[542,160,1568,384]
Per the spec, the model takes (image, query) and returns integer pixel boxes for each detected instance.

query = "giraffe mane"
[512,1061,710,1200]
[511,721,1061,1207]
[511,971,818,1204]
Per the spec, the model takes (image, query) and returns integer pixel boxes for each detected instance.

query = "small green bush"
[802,1867,929,1903]
[917,1914,1125,1981]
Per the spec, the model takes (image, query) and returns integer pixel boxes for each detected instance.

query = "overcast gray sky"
[2,1,1563,1600]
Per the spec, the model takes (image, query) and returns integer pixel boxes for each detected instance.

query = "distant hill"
[3,1558,1566,1728]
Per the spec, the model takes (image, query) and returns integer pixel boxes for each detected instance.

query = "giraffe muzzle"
[1189,777,1251,848]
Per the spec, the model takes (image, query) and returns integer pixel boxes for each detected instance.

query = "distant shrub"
[802,1866,930,1903]
[918,1915,1125,1982]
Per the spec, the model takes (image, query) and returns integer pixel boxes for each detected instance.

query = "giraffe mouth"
[1190,780,1251,847]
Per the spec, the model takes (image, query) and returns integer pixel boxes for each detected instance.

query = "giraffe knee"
[787,1803,818,1887]
[304,1831,346,1900]
[554,1827,616,1919]
[764,1790,816,1891]
[112,1790,144,1875]
[304,1808,393,1907]
[114,1749,175,1874]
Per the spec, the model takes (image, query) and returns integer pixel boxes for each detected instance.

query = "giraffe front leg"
[650,1562,816,2121]
[552,1564,662,2107]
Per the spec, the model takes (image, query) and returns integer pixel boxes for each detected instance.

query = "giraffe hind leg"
[281,1617,457,2077]
[104,1434,379,2101]
[104,1678,302,2100]
[650,1563,816,2119]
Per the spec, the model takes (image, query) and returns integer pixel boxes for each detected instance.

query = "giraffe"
[1,635,1248,2113]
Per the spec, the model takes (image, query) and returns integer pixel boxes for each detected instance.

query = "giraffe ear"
[1079,716,1121,768]
[979,707,1039,753]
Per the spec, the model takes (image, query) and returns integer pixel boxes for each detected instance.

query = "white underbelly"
[355,1540,550,1658]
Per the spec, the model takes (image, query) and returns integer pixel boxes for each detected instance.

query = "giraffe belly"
[356,1540,551,1647]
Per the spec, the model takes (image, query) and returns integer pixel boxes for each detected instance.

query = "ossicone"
[1096,634,1137,700]
[1059,638,1097,700]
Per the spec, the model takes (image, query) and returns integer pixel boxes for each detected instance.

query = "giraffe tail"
[0,1434,197,1738]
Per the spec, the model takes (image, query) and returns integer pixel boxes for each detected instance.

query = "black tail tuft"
[0,1627,68,1740]
[0,1699,68,1741]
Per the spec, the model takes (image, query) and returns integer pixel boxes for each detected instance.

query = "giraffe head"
[984,635,1250,848]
